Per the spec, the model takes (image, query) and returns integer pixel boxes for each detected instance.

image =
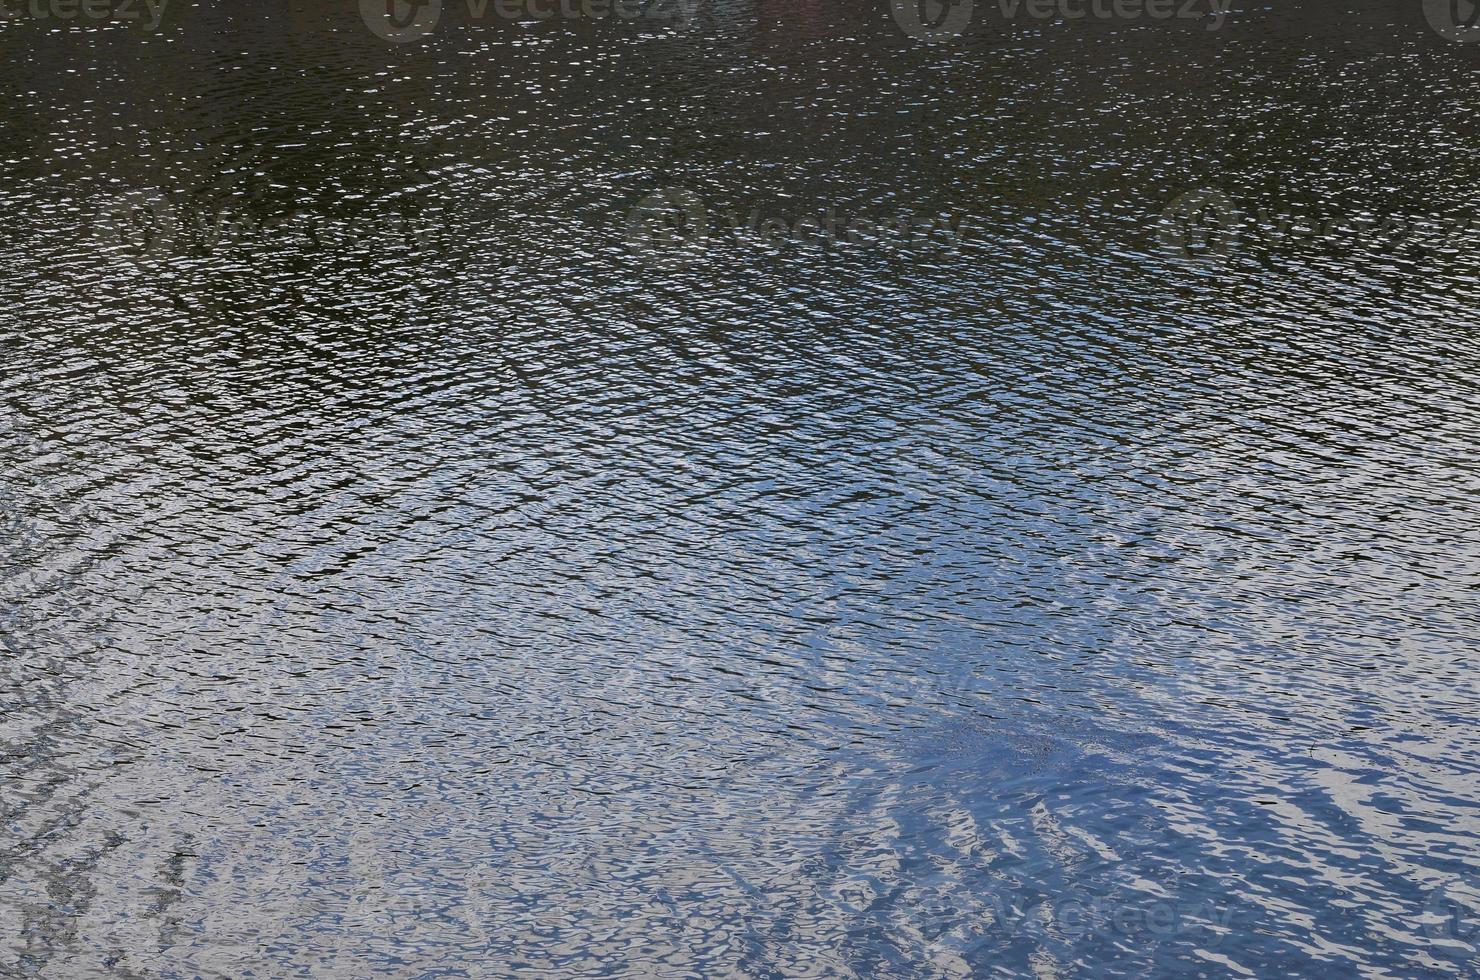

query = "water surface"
[2,0,1479,975]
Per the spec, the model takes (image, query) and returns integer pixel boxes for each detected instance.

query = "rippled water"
[3,0,1479,975]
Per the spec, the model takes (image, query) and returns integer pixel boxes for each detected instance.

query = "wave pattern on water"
[2,0,1479,975]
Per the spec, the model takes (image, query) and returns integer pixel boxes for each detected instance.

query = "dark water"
[2,0,1479,975]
